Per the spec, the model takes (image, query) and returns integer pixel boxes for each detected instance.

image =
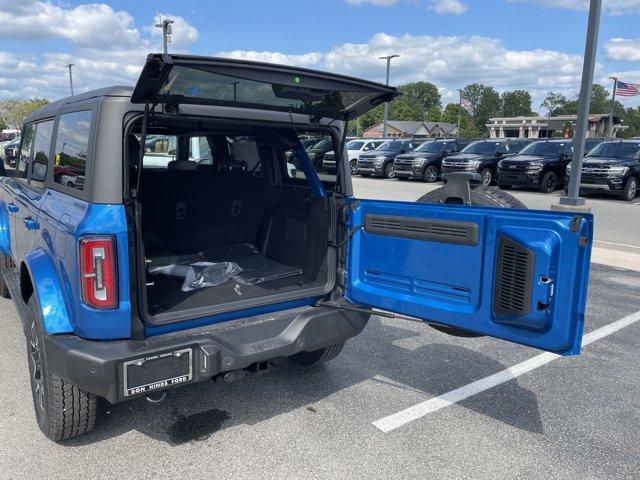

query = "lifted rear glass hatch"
[131,54,398,120]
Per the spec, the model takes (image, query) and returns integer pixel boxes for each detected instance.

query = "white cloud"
[605,38,640,61]
[220,33,585,91]
[428,0,468,15]
[0,2,199,100]
[0,0,140,48]
[345,0,399,5]
[507,0,640,16]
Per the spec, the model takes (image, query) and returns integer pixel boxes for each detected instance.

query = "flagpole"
[457,90,462,138]
[608,76,617,138]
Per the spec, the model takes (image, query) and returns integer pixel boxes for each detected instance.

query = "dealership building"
[362,120,458,139]
[486,114,625,139]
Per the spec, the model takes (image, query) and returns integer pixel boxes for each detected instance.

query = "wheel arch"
[22,249,73,334]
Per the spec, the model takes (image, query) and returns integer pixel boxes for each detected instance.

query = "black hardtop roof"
[25,86,134,123]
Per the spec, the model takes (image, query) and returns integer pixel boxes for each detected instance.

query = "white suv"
[322,138,388,174]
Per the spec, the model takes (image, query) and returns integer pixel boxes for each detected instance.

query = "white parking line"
[372,310,640,433]
[594,240,640,250]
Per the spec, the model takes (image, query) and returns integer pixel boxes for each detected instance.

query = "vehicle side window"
[54,111,92,191]
[561,143,572,156]
[444,143,456,153]
[497,144,508,154]
[16,124,35,180]
[363,143,373,151]
[30,120,54,189]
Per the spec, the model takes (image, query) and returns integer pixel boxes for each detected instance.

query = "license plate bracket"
[123,348,193,397]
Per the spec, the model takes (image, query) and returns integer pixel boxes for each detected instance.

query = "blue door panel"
[346,199,592,355]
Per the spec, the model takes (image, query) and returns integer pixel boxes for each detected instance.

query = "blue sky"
[1,0,640,111]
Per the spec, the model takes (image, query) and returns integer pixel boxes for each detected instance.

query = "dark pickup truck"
[393,138,473,182]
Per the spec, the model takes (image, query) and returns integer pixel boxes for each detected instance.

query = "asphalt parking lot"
[0,178,639,479]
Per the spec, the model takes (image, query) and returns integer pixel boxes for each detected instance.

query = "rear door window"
[16,124,35,180]
[54,111,92,191]
[30,120,54,189]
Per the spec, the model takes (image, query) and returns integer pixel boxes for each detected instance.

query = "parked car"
[393,138,474,182]
[305,137,334,170]
[3,138,21,167]
[322,138,387,173]
[0,54,592,442]
[357,139,416,178]
[497,139,574,193]
[441,139,530,186]
[565,139,640,201]
[0,132,17,155]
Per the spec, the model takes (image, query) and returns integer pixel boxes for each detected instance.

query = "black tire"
[383,163,395,179]
[350,159,358,175]
[417,184,527,209]
[360,173,371,178]
[499,184,512,190]
[289,341,346,367]
[539,171,558,194]
[479,168,493,186]
[619,176,638,202]
[423,165,439,183]
[0,253,14,299]
[25,296,97,441]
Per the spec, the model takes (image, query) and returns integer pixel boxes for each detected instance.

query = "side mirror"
[496,151,504,158]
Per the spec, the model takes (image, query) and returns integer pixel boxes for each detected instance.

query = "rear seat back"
[141,168,268,255]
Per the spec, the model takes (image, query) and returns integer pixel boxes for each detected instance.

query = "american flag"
[615,80,640,97]
[460,95,471,111]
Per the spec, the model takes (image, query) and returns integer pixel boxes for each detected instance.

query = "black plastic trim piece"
[493,235,534,316]
[364,214,479,246]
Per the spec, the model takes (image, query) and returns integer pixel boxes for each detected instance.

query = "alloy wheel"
[627,178,638,200]
[480,169,492,186]
[424,166,438,183]
[28,322,45,413]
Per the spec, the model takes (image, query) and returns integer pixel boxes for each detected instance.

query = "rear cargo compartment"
[129,125,336,323]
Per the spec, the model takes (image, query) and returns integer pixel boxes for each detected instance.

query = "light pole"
[66,64,74,96]
[379,54,399,138]
[557,0,602,211]
[155,19,174,54]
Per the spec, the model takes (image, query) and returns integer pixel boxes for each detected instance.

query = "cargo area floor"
[145,273,323,317]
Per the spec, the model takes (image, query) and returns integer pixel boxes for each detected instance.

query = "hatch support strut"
[133,100,151,197]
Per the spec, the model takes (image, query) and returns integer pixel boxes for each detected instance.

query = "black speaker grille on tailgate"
[364,214,478,246]
[493,236,534,316]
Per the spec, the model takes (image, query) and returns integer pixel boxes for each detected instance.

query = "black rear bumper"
[43,305,369,403]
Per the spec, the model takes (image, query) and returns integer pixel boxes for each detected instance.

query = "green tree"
[425,105,442,122]
[461,84,500,136]
[389,81,441,121]
[540,92,568,116]
[0,98,49,131]
[441,102,473,136]
[358,104,384,132]
[500,90,533,117]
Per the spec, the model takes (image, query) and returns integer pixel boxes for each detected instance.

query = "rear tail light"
[79,236,118,309]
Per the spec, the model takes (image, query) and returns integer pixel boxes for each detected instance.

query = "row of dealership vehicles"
[347,136,639,201]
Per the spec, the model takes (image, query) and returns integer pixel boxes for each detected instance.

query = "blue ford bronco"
[0,54,593,441]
